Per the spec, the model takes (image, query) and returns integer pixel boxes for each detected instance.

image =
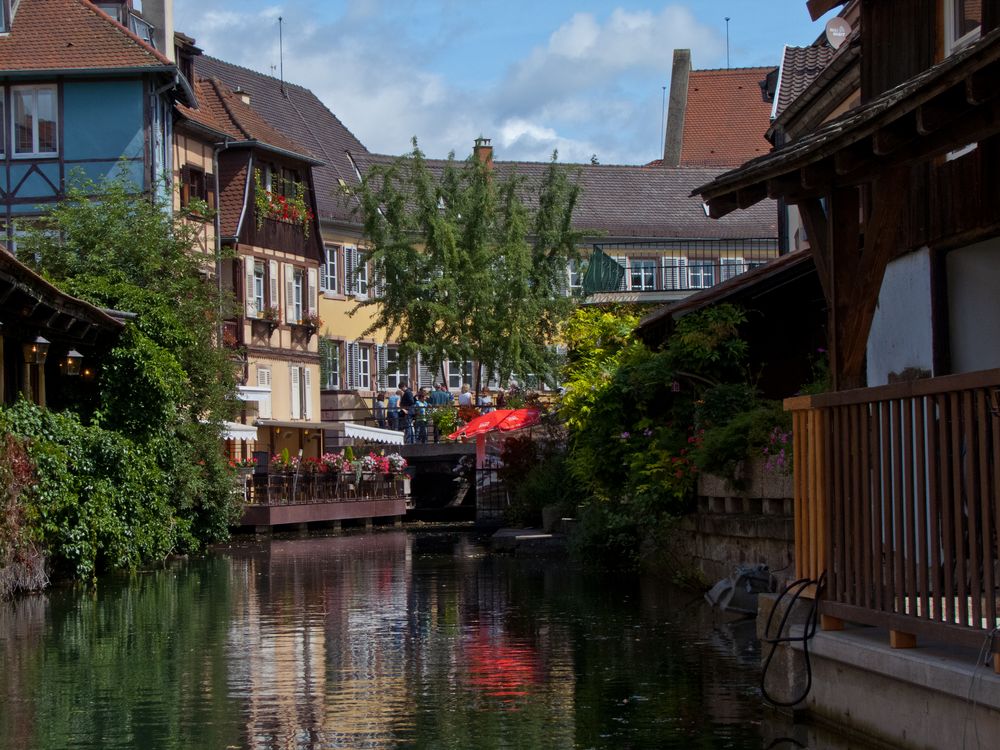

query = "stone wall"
[669,459,794,586]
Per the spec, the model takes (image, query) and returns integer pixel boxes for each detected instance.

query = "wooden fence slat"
[971,390,988,628]
[892,399,906,615]
[951,392,967,627]
[861,402,874,610]
[914,397,930,622]
[991,389,1000,630]
[794,410,804,579]
[851,404,864,607]
[903,397,918,618]
[880,400,894,613]
[833,406,845,601]
[927,395,942,624]
[942,394,956,624]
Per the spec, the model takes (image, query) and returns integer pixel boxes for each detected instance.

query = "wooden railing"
[245,471,407,507]
[786,369,1000,655]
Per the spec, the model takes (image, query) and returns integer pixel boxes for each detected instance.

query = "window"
[720,257,746,282]
[661,256,688,290]
[385,346,407,390]
[180,165,208,208]
[256,367,272,419]
[0,2,6,33]
[448,359,473,390]
[356,259,369,298]
[292,268,304,323]
[689,261,716,289]
[630,259,656,291]
[358,345,372,391]
[13,85,58,157]
[321,245,339,294]
[946,0,981,54]
[321,339,340,390]
[289,364,313,420]
[0,90,4,158]
[253,261,266,315]
[567,259,585,295]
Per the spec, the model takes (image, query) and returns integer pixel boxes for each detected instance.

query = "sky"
[173,1,840,165]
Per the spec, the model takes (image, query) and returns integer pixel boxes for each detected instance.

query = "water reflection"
[0,531,859,749]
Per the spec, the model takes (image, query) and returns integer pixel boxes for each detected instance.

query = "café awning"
[343,422,404,445]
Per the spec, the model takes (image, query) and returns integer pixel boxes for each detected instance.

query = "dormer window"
[946,0,981,55]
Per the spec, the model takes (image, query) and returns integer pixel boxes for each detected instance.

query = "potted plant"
[301,311,322,336]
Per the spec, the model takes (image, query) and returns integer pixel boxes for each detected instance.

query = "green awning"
[582,248,624,295]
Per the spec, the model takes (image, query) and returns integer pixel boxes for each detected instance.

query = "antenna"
[660,85,667,159]
[725,17,731,69]
[278,16,285,94]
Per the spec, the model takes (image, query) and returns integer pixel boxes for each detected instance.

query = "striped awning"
[343,423,405,445]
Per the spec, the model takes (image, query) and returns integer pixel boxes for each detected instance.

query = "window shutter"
[289,365,301,419]
[377,344,388,389]
[319,249,327,292]
[180,166,191,206]
[284,264,296,323]
[307,268,318,316]
[662,256,687,291]
[345,246,356,295]
[257,367,272,419]
[374,262,386,299]
[244,256,255,317]
[347,341,358,390]
[206,178,216,210]
[268,260,279,312]
[613,256,629,291]
[303,366,313,420]
[417,353,435,389]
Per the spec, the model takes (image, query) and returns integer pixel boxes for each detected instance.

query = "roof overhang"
[695,28,1000,218]
[225,140,324,167]
[807,0,846,21]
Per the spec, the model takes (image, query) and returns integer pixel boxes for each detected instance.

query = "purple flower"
[620,431,630,439]
[643,428,653,437]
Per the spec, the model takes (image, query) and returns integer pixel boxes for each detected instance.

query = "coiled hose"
[760,573,827,708]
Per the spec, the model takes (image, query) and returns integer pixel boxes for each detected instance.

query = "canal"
[0,530,855,749]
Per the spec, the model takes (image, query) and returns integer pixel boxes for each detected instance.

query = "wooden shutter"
[344,246,356,295]
[284,264,296,323]
[206,177,216,210]
[180,165,191,207]
[289,365,301,419]
[377,344,388,389]
[303,366,313,420]
[346,341,358,390]
[307,268,318,316]
[257,367,272,419]
[268,260,279,313]
[244,256,255,317]
[662,257,688,290]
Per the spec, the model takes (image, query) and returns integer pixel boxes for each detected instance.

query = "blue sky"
[174,1,839,164]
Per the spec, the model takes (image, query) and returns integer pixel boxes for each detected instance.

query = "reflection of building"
[0,251,122,408]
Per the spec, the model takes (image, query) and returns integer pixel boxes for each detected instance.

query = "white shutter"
[318,249,327,292]
[613,256,628,291]
[662,256,688,291]
[257,367,272,419]
[303,367,313,420]
[417,353,435,389]
[244,256,256,317]
[377,344,388,389]
[289,365,301,419]
[307,267,318,316]
[268,260,279,314]
[721,257,745,281]
[347,341,358,390]
[284,264,295,323]
[344,246,356,295]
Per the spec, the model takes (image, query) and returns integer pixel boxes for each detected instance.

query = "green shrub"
[692,402,791,485]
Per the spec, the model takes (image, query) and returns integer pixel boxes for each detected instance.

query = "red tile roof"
[678,67,776,167]
[217,153,250,238]
[0,0,172,72]
[177,78,317,162]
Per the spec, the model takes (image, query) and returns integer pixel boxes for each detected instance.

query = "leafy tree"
[350,140,584,389]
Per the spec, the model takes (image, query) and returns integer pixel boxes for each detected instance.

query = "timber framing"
[693,28,1000,389]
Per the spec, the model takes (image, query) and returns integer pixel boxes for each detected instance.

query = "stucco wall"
[947,237,1000,374]
[866,248,934,386]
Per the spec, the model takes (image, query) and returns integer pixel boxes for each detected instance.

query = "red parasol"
[447,408,541,440]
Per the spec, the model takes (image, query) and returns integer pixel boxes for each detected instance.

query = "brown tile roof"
[351,153,777,241]
[0,0,173,73]
[773,45,837,119]
[176,78,317,162]
[194,56,370,226]
[678,67,777,167]
[217,152,251,238]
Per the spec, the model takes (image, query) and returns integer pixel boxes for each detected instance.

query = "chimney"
[142,0,176,63]
[473,136,493,169]
[233,87,251,106]
[662,49,691,166]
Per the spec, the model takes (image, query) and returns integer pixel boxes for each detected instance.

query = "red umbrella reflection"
[465,628,541,702]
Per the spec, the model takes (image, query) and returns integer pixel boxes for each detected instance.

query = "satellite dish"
[825,17,851,50]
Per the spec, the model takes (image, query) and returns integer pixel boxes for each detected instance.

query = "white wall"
[947,237,1000,374]
[866,248,934,386]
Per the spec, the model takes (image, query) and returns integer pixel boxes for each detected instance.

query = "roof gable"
[0,0,173,73]
[679,67,777,167]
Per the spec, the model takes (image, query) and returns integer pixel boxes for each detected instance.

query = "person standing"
[400,380,416,444]
[373,392,387,428]
[413,389,429,444]
[387,389,401,431]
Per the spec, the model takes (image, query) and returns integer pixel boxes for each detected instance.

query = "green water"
[0,531,850,749]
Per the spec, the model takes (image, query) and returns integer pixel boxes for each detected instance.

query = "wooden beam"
[705,195,739,219]
[828,185,862,391]
[917,85,971,136]
[834,140,872,176]
[965,63,1000,105]
[798,197,832,304]
[872,113,918,156]
[736,183,768,209]
[801,160,836,191]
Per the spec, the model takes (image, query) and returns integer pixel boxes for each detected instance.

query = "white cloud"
[173,2,725,165]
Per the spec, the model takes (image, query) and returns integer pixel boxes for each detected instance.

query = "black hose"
[759,573,826,708]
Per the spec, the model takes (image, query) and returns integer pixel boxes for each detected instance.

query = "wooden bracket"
[820,614,844,631]
[889,629,917,649]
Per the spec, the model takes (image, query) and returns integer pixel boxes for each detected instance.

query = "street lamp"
[23,336,50,365]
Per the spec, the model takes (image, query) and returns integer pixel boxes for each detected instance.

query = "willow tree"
[351,140,584,390]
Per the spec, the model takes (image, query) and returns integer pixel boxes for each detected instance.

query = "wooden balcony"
[786,369,1000,664]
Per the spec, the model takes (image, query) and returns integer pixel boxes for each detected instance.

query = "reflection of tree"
[0,558,246,749]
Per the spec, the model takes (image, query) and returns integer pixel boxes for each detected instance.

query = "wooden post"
[820,615,844,631]
[889,629,917,649]
[993,653,999,674]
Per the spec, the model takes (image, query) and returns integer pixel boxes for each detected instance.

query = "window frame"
[688,260,716,289]
[629,258,657,291]
[385,346,407,390]
[357,344,372,391]
[292,267,304,323]
[356,259,369,298]
[448,359,473,391]
[321,340,341,390]
[945,0,981,56]
[322,244,339,294]
[252,261,266,314]
[11,84,59,158]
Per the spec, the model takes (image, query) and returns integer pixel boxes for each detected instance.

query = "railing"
[475,467,508,522]
[244,470,408,507]
[786,369,1000,653]
[587,238,780,295]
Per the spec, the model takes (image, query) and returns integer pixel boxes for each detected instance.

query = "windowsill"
[11,152,58,160]
[323,292,347,301]
[946,27,981,57]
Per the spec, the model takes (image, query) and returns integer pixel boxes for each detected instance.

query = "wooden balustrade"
[786,369,1000,656]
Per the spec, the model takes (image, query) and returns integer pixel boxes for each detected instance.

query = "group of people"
[372,381,508,444]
